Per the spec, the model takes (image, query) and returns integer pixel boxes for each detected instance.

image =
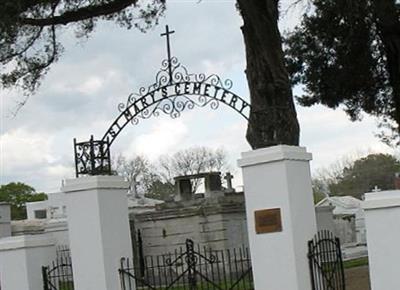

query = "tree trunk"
[237,0,300,149]
[373,0,400,137]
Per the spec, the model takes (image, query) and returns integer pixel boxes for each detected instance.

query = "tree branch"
[19,0,138,27]
[0,27,43,62]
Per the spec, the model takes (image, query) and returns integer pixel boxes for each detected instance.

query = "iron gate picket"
[119,239,254,290]
[42,257,74,290]
[308,230,346,290]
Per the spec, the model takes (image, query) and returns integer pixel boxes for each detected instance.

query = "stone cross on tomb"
[160,25,175,83]
[372,185,381,192]
[224,172,234,191]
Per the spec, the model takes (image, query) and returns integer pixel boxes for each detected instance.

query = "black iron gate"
[42,257,74,290]
[308,230,346,290]
[119,239,253,290]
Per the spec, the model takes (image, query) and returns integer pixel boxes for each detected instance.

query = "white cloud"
[297,105,395,171]
[46,164,74,178]
[0,128,55,173]
[0,128,76,192]
[124,117,189,160]
[76,76,103,95]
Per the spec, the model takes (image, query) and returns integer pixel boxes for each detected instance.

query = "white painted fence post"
[0,235,56,290]
[362,190,400,290]
[62,175,134,290]
[238,145,317,290]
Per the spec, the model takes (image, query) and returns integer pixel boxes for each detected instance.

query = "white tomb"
[363,190,400,290]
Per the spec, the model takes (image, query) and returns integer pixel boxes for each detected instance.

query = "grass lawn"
[59,281,74,290]
[135,280,253,290]
[343,257,369,269]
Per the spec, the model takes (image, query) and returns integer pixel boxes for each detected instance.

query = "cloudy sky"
[0,0,398,193]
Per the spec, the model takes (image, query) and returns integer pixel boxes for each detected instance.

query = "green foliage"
[0,182,47,220]
[284,0,400,145]
[314,153,400,199]
[330,154,400,198]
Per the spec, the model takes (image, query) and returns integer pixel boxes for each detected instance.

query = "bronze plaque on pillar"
[255,208,282,234]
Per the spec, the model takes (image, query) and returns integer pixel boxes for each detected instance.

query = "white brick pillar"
[0,235,56,290]
[62,175,134,290]
[362,190,400,290]
[238,145,317,290]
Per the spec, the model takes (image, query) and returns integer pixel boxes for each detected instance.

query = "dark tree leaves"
[284,0,400,146]
[0,0,166,95]
[0,182,48,220]
[327,154,400,199]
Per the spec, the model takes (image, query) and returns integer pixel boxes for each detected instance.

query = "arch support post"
[238,145,317,290]
[62,175,134,290]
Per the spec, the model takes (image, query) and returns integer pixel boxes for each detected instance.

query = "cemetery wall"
[132,195,249,256]
[45,219,69,246]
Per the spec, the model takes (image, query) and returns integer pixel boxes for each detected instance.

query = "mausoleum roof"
[127,195,164,213]
[316,196,362,216]
[174,172,221,180]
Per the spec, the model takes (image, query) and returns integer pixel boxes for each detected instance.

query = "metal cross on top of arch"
[74,25,252,177]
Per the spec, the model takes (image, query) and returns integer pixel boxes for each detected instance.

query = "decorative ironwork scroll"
[73,136,111,177]
[73,25,251,177]
[102,57,251,146]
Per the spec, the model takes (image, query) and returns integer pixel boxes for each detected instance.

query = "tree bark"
[373,0,400,136]
[237,0,300,149]
[19,0,138,26]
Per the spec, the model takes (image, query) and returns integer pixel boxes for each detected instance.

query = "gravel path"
[345,266,370,290]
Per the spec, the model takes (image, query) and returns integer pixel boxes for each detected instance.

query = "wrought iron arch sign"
[74,25,251,177]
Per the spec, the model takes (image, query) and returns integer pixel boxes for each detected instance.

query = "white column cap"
[362,190,400,210]
[62,175,129,193]
[237,145,312,168]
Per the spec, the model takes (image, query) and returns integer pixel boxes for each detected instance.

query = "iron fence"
[42,256,74,290]
[120,239,253,290]
[56,245,71,259]
[308,230,346,290]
